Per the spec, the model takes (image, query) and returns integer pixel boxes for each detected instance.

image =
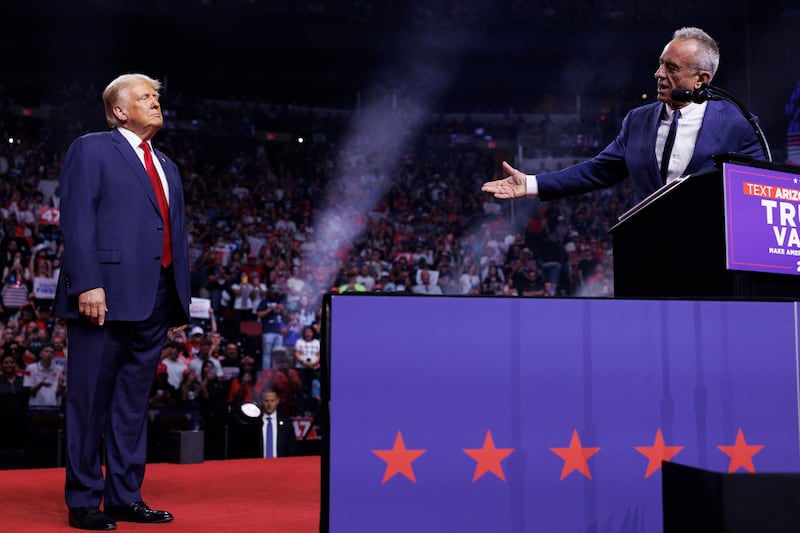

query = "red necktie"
[140,141,172,268]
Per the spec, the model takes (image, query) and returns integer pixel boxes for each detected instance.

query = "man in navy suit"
[259,389,297,458]
[482,27,764,206]
[54,73,191,530]
[228,389,297,459]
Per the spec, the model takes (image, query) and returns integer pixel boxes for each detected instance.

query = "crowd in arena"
[0,81,629,462]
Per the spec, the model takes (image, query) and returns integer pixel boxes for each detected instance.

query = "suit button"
[155,256,161,261]
[157,226,163,232]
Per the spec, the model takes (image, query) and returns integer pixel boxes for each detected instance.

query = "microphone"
[670,87,712,103]
[669,83,772,162]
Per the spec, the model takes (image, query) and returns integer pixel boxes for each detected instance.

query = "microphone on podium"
[669,83,772,162]
[670,87,713,103]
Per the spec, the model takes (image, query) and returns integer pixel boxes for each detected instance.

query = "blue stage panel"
[327,296,800,533]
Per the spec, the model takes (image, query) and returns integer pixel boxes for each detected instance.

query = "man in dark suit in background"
[482,27,765,206]
[259,389,297,458]
[229,389,297,459]
[54,73,191,530]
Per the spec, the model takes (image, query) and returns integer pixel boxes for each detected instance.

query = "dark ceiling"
[0,0,794,137]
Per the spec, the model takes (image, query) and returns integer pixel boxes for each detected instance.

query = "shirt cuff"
[526,175,539,196]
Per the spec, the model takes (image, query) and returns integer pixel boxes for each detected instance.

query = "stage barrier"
[323,295,800,533]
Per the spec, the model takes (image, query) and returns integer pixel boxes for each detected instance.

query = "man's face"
[224,344,239,360]
[199,342,211,358]
[654,38,709,108]
[272,353,288,370]
[2,356,16,375]
[114,81,163,139]
[262,391,279,415]
[39,346,54,364]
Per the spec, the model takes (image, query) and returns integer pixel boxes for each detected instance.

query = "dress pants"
[65,269,176,507]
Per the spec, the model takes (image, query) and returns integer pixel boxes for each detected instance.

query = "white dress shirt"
[655,101,707,184]
[117,126,170,202]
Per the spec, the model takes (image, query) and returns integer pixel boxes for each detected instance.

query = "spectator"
[0,352,29,448]
[197,359,229,420]
[293,325,320,400]
[230,271,258,329]
[412,268,442,295]
[285,265,306,309]
[148,363,179,409]
[219,340,242,379]
[355,263,376,292]
[228,356,258,407]
[296,294,316,328]
[188,336,224,379]
[23,343,65,407]
[255,348,302,417]
[186,326,205,359]
[459,262,480,295]
[160,341,188,390]
[255,286,285,371]
[338,269,366,293]
[1,251,30,314]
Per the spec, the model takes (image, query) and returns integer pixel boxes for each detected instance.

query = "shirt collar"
[665,100,707,120]
[117,126,149,151]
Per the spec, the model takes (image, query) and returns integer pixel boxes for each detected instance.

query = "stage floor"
[1,457,320,532]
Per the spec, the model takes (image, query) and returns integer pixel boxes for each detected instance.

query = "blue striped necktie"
[266,416,274,458]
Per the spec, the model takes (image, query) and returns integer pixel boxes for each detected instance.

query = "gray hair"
[672,27,720,80]
[102,73,162,128]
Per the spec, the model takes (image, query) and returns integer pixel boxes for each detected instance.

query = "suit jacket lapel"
[111,128,162,215]
[644,103,665,188]
[686,100,722,173]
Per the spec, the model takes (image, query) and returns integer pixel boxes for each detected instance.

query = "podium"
[662,462,800,533]
[609,160,800,299]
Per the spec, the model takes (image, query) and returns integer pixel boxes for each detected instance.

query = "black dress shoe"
[68,506,117,530]
[105,501,174,523]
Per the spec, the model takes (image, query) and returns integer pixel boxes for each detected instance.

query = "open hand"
[481,161,527,199]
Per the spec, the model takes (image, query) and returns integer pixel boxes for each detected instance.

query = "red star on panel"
[717,427,764,473]
[634,428,684,479]
[463,430,515,482]
[550,429,600,480]
[372,431,427,484]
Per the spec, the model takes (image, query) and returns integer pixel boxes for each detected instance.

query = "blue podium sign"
[724,162,800,275]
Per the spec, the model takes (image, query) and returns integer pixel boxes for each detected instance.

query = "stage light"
[237,402,262,423]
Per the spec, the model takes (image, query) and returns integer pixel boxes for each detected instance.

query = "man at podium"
[482,27,764,206]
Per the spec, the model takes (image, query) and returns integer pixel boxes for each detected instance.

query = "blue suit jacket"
[54,128,191,325]
[537,100,764,205]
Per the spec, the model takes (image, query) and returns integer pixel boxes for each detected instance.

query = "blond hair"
[102,73,162,128]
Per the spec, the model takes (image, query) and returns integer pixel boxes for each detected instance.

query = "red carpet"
[1,457,320,532]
